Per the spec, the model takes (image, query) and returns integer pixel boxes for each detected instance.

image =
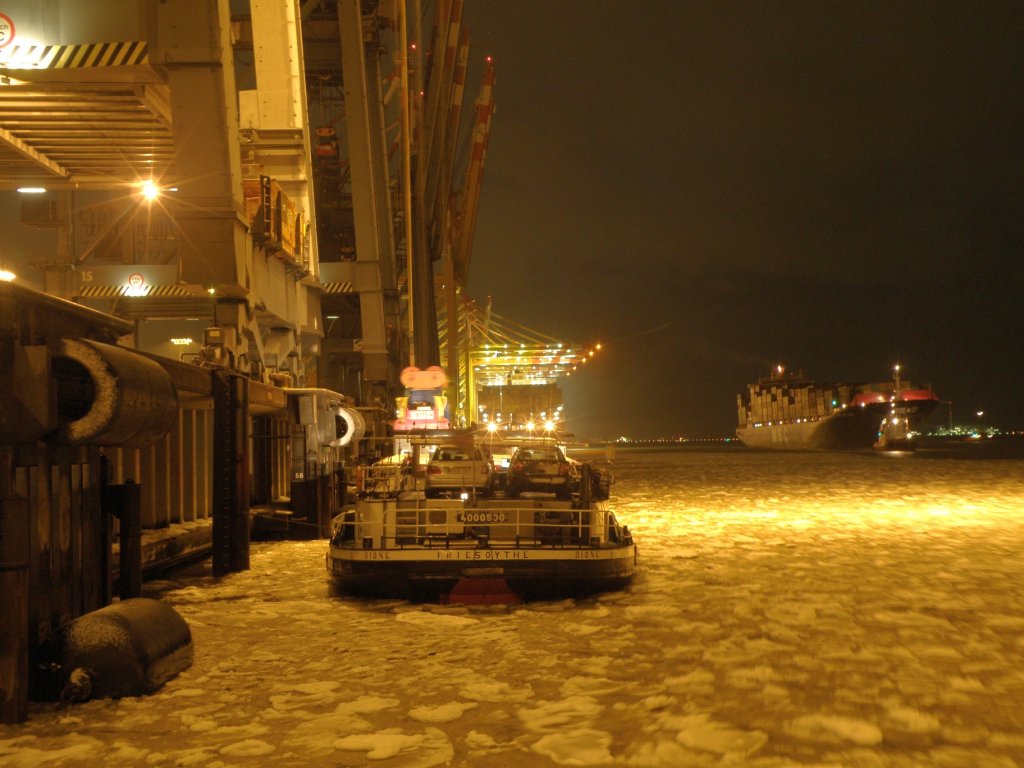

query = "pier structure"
[0,0,602,722]
[0,0,499,722]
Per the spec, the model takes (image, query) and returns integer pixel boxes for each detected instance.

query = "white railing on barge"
[331,496,629,551]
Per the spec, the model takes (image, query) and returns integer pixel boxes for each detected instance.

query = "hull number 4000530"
[457,511,508,524]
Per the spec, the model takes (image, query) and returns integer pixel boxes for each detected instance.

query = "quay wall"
[1,283,317,723]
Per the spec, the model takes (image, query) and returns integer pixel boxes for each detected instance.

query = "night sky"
[461,1,1024,440]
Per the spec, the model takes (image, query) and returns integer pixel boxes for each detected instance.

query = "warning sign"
[0,13,15,48]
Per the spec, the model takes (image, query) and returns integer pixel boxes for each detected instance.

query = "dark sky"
[460,1,1024,440]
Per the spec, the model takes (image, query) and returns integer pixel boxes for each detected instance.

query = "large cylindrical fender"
[55,598,193,702]
[333,406,366,447]
[53,339,178,447]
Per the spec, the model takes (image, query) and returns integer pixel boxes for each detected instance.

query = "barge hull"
[326,545,638,601]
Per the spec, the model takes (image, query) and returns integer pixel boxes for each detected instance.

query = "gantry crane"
[442,54,497,425]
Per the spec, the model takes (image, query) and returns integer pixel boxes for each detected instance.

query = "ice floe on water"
[532,728,615,765]
[2,449,1024,766]
[786,713,884,746]
[410,702,479,724]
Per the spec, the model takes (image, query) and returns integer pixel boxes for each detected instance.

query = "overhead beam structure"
[0,0,508,428]
[465,306,602,387]
[336,0,396,386]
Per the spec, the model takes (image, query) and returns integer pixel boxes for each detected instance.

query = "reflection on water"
[613,444,1024,543]
[598,444,1024,766]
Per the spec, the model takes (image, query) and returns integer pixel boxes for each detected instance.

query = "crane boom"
[452,57,496,285]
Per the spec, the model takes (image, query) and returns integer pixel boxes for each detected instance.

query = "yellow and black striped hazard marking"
[78,284,195,298]
[321,281,355,294]
[0,41,147,69]
[146,285,197,297]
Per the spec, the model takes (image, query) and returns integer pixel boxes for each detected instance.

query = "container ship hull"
[736,366,939,451]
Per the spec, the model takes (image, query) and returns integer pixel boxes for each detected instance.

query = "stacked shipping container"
[737,371,912,429]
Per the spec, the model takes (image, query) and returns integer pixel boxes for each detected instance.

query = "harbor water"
[3,443,1024,766]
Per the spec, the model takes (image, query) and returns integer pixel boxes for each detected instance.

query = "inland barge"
[326,433,637,602]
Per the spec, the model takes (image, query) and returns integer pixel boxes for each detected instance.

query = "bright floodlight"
[487,421,498,433]
[141,180,160,201]
[0,270,16,282]
[526,420,535,432]
[544,420,555,432]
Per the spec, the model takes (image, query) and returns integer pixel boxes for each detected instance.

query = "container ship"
[736,365,940,450]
